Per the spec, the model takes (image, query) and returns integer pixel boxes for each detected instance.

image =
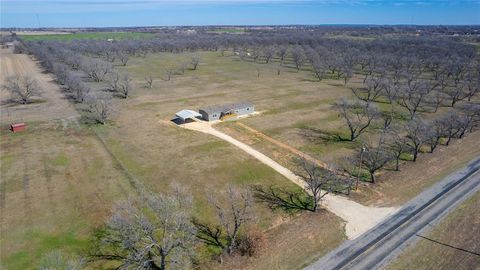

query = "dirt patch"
[0,48,78,124]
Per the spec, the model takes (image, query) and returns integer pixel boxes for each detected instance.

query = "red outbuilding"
[10,123,26,132]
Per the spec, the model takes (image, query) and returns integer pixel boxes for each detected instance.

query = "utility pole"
[36,14,41,28]
[355,146,366,191]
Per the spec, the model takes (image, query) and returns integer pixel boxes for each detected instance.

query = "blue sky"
[1,0,479,28]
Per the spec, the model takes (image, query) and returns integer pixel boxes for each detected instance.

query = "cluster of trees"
[350,104,480,184]
[89,184,257,269]
[333,71,479,183]
[2,75,41,104]
[21,39,205,123]
[41,158,345,269]
[23,41,134,124]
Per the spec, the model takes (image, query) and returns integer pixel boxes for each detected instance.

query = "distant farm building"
[199,101,254,121]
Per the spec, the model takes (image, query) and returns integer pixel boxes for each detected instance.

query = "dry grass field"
[1,46,479,269]
[0,49,348,268]
[0,123,134,269]
[387,191,480,270]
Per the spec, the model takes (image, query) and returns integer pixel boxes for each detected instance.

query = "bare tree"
[298,159,342,211]
[334,99,380,141]
[12,41,27,54]
[352,75,386,103]
[254,161,349,212]
[164,69,173,81]
[145,75,154,88]
[251,46,261,62]
[386,130,412,171]
[191,54,200,70]
[65,72,90,103]
[65,53,83,70]
[194,185,254,255]
[91,187,196,270]
[82,59,112,82]
[445,82,468,107]
[262,46,276,64]
[427,119,445,153]
[291,46,306,71]
[117,51,129,66]
[428,90,448,113]
[357,136,393,183]
[52,63,69,85]
[404,118,430,161]
[312,59,327,81]
[277,45,288,65]
[118,73,132,98]
[455,103,480,138]
[86,94,112,124]
[383,78,400,104]
[397,80,430,119]
[3,75,40,104]
[341,66,354,85]
[464,72,480,101]
[104,46,117,62]
[437,111,462,145]
[106,71,120,93]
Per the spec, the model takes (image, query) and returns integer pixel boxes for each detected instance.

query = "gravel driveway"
[182,120,397,239]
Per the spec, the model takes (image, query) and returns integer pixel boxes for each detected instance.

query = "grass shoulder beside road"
[386,190,480,270]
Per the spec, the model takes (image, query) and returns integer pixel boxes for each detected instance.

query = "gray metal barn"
[199,101,254,121]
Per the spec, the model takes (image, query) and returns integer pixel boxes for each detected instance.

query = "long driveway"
[181,120,397,239]
[306,156,480,270]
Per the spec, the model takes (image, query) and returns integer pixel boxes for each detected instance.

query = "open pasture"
[1,31,479,269]
[0,123,134,269]
[115,50,480,208]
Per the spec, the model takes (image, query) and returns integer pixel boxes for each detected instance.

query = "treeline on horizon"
[2,24,480,37]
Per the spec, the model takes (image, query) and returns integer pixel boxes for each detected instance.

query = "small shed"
[11,123,26,132]
[174,110,202,124]
[199,101,254,121]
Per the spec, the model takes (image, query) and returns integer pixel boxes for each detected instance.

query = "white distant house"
[173,102,255,124]
[199,101,254,121]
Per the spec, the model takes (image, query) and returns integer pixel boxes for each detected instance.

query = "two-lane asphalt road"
[307,157,480,270]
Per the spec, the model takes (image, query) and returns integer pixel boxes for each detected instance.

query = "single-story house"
[199,101,254,121]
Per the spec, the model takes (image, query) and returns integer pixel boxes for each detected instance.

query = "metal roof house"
[199,101,254,121]
[174,109,202,123]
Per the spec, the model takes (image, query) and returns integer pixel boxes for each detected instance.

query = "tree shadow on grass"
[300,127,351,144]
[252,185,314,214]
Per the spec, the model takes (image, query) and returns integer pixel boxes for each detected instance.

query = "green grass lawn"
[0,124,134,269]
[20,32,155,41]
